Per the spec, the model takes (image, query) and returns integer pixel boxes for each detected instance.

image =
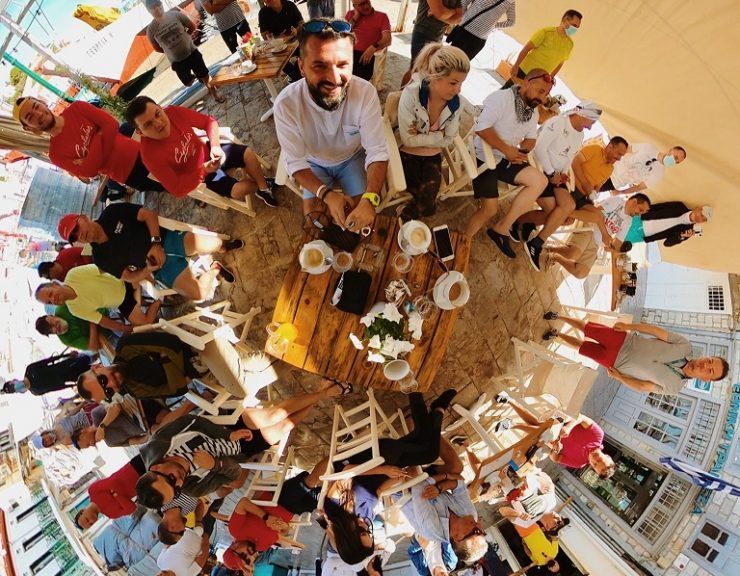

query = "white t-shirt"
[610,142,664,189]
[475,87,538,163]
[157,527,203,576]
[642,211,692,237]
[273,77,389,174]
[533,114,584,174]
[510,491,558,527]
[594,196,633,244]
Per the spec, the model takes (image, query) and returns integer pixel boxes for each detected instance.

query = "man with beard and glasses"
[464,69,552,258]
[13,97,165,193]
[273,18,389,233]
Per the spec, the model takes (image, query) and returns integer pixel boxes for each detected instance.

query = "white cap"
[701,206,713,221]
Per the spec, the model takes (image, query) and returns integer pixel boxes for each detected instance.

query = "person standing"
[504,9,582,88]
[308,0,335,19]
[640,203,711,247]
[6,352,92,396]
[200,0,251,54]
[345,0,392,81]
[448,0,516,61]
[144,0,225,102]
[602,144,687,195]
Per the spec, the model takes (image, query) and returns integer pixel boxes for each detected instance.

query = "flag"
[660,456,740,496]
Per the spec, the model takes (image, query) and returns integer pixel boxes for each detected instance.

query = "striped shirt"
[202,0,246,32]
[162,492,201,515]
[167,433,241,477]
[460,0,516,39]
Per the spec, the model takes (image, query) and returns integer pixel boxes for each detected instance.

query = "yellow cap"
[12,97,33,123]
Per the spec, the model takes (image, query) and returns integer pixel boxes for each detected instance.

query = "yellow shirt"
[515,523,559,566]
[579,144,614,190]
[65,264,126,324]
[520,26,574,74]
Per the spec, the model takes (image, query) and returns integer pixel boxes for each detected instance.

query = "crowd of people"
[3,1,729,576]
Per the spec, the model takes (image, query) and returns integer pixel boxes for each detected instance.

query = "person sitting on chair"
[258,0,304,81]
[35,303,112,352]
[124,96,278,206]
[345,0,392,81]
[37,246,92,282]
[570,136,628,209]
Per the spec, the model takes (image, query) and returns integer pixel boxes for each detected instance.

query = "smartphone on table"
[433,224,454,262]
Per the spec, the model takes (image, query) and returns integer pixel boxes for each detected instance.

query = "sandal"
[325,377,353,396]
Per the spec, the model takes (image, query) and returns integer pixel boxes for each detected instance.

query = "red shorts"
[578,322,627,368]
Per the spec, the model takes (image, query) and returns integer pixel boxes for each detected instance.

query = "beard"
[306,78,350,111]
[42,114,56,132]
[523,95,542,108]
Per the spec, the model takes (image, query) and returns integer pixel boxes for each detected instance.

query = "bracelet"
[315,184,329,201]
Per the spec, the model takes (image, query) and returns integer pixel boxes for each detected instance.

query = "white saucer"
[270,45,287,53]
[240,61,257,74]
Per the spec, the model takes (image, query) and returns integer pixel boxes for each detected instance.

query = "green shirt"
[55,304,111,351]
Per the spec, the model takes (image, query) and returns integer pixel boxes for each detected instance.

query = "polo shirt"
[520,26,574,75]
[558,422,604,469]
[273,77,389,174]
[91,203,152,278]
[140,105,217,198]
[147,9,196,63]
[54,246,93,281]
[474,86,538,163]
[258,1,302,37]
[64,264,126,324]
[578,144,614,190]
[228,503,294,550]
[55,303,109,350]
[157,526,204,576]
[345,9,391,52]
[48,101,139,184]
[90,405,147,448]
[88,458,144,519]
[533,114,584,174]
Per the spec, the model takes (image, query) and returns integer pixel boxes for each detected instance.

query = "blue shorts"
[153,230,188,287]
[302,149,367,200]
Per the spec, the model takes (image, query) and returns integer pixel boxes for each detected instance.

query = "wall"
[644,262,731,315]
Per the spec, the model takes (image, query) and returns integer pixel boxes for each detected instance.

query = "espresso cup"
[299,241,331,273]
[332,251,353,273]
[399,220,431,255]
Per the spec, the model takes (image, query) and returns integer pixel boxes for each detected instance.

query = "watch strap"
[361,192,381,207]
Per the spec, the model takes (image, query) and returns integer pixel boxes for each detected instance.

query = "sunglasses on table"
[303,19,353,34]
[528,73,556,86]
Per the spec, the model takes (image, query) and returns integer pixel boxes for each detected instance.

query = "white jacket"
[398,78,462,150]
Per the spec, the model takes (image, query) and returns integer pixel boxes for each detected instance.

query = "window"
[634,412,682,448]
[689,519,740,572]
[22,530,44,552]
[646,394,692,419]
[681,400,721,463]
[635,475,691,544]
[707,286,726,311]
[29,550,55,575]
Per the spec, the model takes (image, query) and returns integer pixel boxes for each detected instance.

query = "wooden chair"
[242,446,296,506]
[371,47,388,91]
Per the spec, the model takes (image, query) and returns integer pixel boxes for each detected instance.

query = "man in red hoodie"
[124,96,278,206]
[13,97,164,193]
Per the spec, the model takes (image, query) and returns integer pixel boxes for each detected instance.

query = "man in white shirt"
[602,143,687,195]
[464,70,552,258]
[513,101,602,271]
[640,203,710,247]
[273,18,389,233]
[157,525,209,576]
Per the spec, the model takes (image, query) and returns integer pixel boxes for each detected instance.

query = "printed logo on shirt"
[174,132,195,165]
[75,123,95,160]
[114,221,124,235]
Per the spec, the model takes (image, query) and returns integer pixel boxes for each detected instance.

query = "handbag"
[332,270,372,315]
[304,211,362,253]
[446,0,508,42]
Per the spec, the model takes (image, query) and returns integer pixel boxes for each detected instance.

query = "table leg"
[260,78,281,122]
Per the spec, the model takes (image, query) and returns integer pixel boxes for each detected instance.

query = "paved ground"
[129,3,638,568]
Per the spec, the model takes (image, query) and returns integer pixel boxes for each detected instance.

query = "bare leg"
[511,422,543,434]
[305,456,330,488]
[230,179,257,200]
[240,384,339,429]
[199,75,225,103]
[464,197,499,237]
[535,187,576,242]
[258,405,313,445]
[491,167,548,234]
[551,253,590,279]
[184,232,223,255]
[172,268,218,301]
[554,331,585,351]
[242,148,269,190]
[557,315,587,333]
[506,398,544,427]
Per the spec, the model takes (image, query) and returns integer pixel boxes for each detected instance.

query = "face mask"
[662,154,676,167]
[565,25,578,37]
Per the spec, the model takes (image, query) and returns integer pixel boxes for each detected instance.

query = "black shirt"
[25,353,92,395]
[91,203,153,278]
[258,0,302,37]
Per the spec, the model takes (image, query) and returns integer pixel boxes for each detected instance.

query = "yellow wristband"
[361,192,380,207]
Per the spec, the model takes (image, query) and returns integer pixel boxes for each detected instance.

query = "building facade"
[557,272,740,575]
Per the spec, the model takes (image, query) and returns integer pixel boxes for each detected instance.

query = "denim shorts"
[153,230,189,287]
[302,149,367,200]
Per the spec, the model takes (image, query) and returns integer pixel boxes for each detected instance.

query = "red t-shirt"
[55,246,93,281]
[139,105,217,198]
[88,461,141,518]
[228,503,294,551]
[48,101,139,184]
[345,9,391,52]
[558,422,605,468]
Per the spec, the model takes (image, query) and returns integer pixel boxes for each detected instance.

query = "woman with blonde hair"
[397,42,469,221]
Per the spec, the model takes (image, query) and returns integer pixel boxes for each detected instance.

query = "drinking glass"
[332,251,353,273]
[392,252,413,274]
[412,295,434,318]
[398,372,419,394]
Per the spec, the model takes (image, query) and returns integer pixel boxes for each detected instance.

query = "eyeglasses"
[461,525,485,541]
[154,470,178,487]
[303,19,353,34]
[528,73,556,86]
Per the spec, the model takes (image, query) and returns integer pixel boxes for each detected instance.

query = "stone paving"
[130,3,632,568]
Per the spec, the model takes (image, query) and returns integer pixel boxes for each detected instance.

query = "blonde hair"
[412,42,470,81]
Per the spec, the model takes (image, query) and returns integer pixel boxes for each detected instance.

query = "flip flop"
[325,377,353,396]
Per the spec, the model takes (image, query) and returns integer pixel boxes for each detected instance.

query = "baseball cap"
[12,97,33,123]
[222,545,242,570]
[58,213,80,241]
[701,206,713,221]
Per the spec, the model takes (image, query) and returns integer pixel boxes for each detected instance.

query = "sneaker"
[213,262,235,283]
[256,189,278,208]
[449,435,467,446]
[509,222,523,243]
[495,391,510,404]
[543,310,559,320]
[525,238,543,272]
[486,228,516,258]
[222,239,244,252]
[521,223,536,243]
[494,418,512,433]
[543,328,558,341]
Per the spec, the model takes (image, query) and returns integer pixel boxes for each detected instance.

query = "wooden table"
[268,215,472,392]
[211,41,298,122]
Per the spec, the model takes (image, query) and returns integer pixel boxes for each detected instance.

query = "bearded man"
[272,18,389,233]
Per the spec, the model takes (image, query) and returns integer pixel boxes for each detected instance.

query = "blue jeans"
[302,149,367,199]
[407,536,458,576]
[308,0,335,19]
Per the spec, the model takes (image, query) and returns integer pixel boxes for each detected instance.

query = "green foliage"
[76,76,128,121]
[364,315,406,342]
[9,67,26,86]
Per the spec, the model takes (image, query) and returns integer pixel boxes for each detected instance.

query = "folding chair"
[242,446,296,506]
[371,47,388,91]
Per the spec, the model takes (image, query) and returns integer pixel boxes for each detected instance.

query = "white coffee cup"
[299,241,332,274]
[433,271,470,310]
[383,359,411,381]
[272,39,286,51]
[398,220,431,255]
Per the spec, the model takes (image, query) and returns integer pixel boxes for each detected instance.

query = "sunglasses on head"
[303,19,352,34]
[529,73,556,86]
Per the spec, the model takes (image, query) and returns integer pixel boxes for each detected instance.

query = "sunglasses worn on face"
[97,373,116,400]
[303,19,352,34]
[529,73,556,86]
[462,526,484,540]
[154,470,182,496]
[68,223,80,244]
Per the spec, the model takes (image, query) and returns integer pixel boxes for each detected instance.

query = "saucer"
[240,61,257,74]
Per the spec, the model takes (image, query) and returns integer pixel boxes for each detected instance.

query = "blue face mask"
[663,154,676,167]
[565,25,578,37]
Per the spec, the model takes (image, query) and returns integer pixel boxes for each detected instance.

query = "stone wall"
[641,307,733,332]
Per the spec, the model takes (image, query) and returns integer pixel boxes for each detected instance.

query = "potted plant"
[350,303,422,363]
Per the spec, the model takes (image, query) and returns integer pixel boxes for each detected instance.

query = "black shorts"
[571,189,594,209]
[277,471,321,515]
[118,282,138,320]
[472,159,529,199]
[139,398,166,426]
[171,48,209,86]
[540,181,569,198]
[203,142,248,197]
[229,417,272,458]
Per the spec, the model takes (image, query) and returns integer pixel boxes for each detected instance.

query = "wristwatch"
[150,235,162,244]
[361,192,381,207]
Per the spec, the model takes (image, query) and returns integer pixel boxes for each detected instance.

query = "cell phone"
[433,224,454,262]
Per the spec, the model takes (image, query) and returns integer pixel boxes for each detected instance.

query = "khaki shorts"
[567,232,598,270]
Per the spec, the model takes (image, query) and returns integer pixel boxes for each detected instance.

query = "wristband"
[262,512,269,521]
[361,192,381,207]
[316,184,329,201]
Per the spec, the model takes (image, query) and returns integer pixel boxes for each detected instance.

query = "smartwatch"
[361,192,381,207]
[150,235,162,244]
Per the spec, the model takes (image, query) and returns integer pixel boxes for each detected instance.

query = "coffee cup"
[383,359,411,381]
[398,220,431,255]
[433,271,470,310]
[299,241,332,274]
[272,39,286,51]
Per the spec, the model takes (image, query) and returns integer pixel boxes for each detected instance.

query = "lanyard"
[665,358,688,379]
